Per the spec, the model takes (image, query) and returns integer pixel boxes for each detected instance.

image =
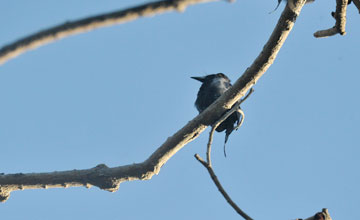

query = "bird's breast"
[210,77,230,94]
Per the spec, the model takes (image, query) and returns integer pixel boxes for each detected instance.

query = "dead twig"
[0,0,224,65]
[234,88,254,131]
[193,2,309,217]
[1,0,307,203]
[195,89,254,219]
[296,208,332,220]
[314,0,348,38]
[194,153,253,220]
[208,88,253,157]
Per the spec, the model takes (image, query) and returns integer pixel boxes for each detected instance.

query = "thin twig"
[1,0,307,202]
[194,154,253,220]
[314,0,348,38]
[196,89,254,219]
[234,109,245,131]
[296,208,332,220]
[0,0,222,65]
[234,88,254,131]
[207,88,253,158]
[207,126,216,167]
[207,102,236,159]
[216,88,254,132]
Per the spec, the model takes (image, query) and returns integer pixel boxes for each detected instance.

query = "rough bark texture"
[0,0,220,65]
[0,0,307,202]
[314,0,348,38]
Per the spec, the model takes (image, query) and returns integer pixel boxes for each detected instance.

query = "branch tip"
[0,191,10,203]
[0,0,221,65]
[194,154,207,167]
[314,0,348,38]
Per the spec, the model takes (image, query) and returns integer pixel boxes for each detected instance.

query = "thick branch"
[0,163,159,202]
[0,0,220,65]
[0,0,306,202]
[314,0,348,38]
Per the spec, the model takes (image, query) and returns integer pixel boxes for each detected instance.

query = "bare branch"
[353,0,360,13]
[0,0,222,65]
[193,1,309,216]
[0,162,164,202]
[195,90,253,219]
[207,126,216,167]
[313,27,339,38]
[314,0,348,38]
[0,0,307,202]
[194,154,253,220]
[204,88,253,163]
[234,88,254,131]
[297,208,332,220]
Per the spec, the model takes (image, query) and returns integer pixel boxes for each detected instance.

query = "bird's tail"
[223,128,233,157]
[223,110,242,157]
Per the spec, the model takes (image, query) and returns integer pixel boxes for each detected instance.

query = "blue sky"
[1,0,359,219]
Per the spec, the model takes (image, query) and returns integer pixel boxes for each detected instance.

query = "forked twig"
[296,208,332,220]
[194,88,254,220]
[234,88,253,130]
[207,88,253,158]
[0,0,224,65]
[1,0,308,203]
[314,0,349,38]
[194,154,253,220]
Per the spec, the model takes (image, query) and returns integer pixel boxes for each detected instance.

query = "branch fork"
[194,89,253,220]
[314,0,349,38]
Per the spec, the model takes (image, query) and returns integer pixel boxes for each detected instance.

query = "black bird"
[191,73,241,147]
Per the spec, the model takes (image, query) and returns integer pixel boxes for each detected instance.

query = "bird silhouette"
[191,73,241,152]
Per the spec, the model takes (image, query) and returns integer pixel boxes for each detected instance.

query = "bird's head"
[191,73,232,112]
[191,73,230,85]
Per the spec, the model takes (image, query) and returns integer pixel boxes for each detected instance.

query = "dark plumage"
[191,73,240,145]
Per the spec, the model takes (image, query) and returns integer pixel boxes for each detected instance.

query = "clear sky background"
[1,0,359,219]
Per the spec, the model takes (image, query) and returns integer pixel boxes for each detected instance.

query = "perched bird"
[191,73,241,147]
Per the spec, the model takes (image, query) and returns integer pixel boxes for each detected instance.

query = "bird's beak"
[191,76,205,82]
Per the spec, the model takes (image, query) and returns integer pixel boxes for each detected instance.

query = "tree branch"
[297,208,332,220]
[194,90,254,219]
[314,0,348,38]
[207,88,253,158]
[0,0,222,65]
[352,0,360,13]
[0,0,307,202]
[194,154,253,220]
